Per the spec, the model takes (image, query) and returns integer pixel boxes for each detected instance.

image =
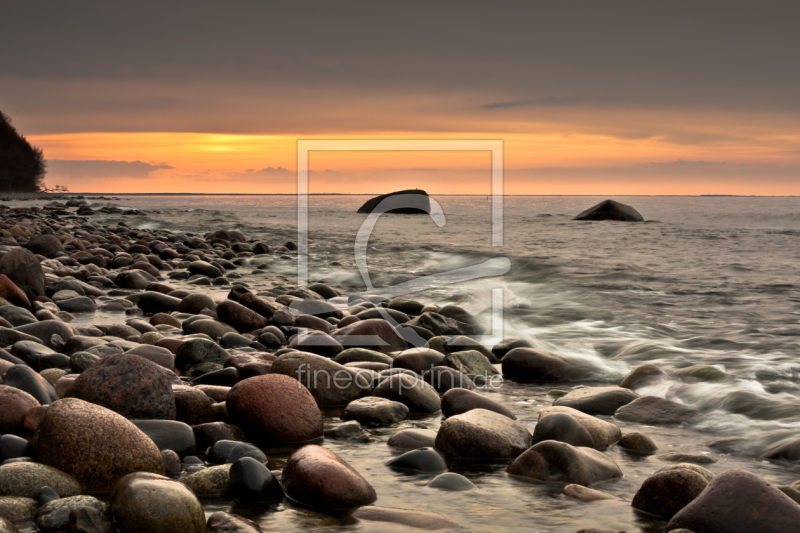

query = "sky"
[2,1,799,195]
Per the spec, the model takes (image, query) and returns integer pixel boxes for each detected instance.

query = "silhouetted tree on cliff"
[0,111,46,192]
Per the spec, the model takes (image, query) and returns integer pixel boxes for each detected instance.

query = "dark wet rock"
[502,348,590,382]
[15,320,74,347]
[574,199,644,222]
[208,440,266,464]
[334,318,409,352]
[342,396,409,427]
[0,434,34,461]
[64,336,107,355]
[38,486,59,505]
[34,398,165,492]
[0,248,46,302]
[11,341,69,372]
[441,388,515,419]
[0,385,40,433]
[132,420,196,457]
[217,300,268,332]
[357,189,430,214]
[137,292,181,314]
[442,349,499,377]
[346,506,458,530]
[114,270,154,290]
[35,495,106,532]
[427,472,476,491]
[563,484,622,502]
[287,331,344,357]
[507,441,623,486]
[70,351,100,373]
[68,505,115,533]
[373,374,441,413]
[66,353,176,420]
[335,348,394,365]
[207,511,262,533]
[236,292,282,321]
[192,422,247,451]
[189,260,223,278]
[0,306,38,327]
[3,365,58,405]
[226,374,323,444]
[192,367,240,386]
[181,464,231,497]
[185,319,236,339]
[220,332,255,348]
[282,445,376,510]
[436,408,531,460]
[0,462,81,498]
[0,327,45,346]
[532,412,594,447]
[614,396,699,425]
[172,388,214,426]
[271,351,371,406]
[110,473,206,533]
[387,296,425,315]
[619,363,668,389]
[632,463,713,518]
[150,313,182,328]
[229,457,284,503]
[124,344,175,370]
[162,450,182,475]
[672,364,728,382]
[354,307,410,323]
[386,447,447,473]
[177,293,217,314]
[538,406,621,449]
[57,296,98,314]
[393,348,444,374]
[618,432,658,454]
[425,366,474,392]
[0,496,37,522]
[387,429,438,449]
[491,338,533,360]
[289,299,343,320]
[553,386,639,416]
[175,338,229,372]
[406,312,463,337]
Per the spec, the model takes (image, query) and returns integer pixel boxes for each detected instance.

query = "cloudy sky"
[2,1,799,194]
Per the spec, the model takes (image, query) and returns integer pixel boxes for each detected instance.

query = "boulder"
[0,248,46,302]
[553,386,639,416]
[175,338,229,372]
[619,363,667,389]
[342,396,409,427]
[0,496,37,522]
[34,495,106,532]
[177,293,217,314]
[385,447,447,473]
[574,199,644,222]
[666,469,800,533]
[435,409,531,460]
[425,366,475,392]
[2,365,58,405]
[618,432,658,454]
[372,374,441,413]
[282,445,377,510]
[132,420,196,457]
[334,318,407,352]
[406,312,463,336]
[441,388,515,419]
[506,441,623,486]
[110,473,206,533]
[393,348,444,374]
[287,331,344,357]
[614,396,699,425]
[442,349,499,377]
[0,462,81,498]
[207,440,266,465]
[270,351,371,406]
[216,300,268,332]
[387,429,438,449]
[226,374,323,444]
[0,385,40,434]
[502,348,591,382]
[538,406,621,448]
[33,398,165,491]
[532,412,594,447]
[66,353,176,420]
[357,189,430,214]
[632,464,712,518]
[491,338,533,360]
[0,275,29,307]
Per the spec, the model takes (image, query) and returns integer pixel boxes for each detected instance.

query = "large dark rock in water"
[632,463,713,519]
[574,199,644,222]
[282,445,376,510]
[357,189,430,214]
[667,469,800,533]
[506,441,623,486]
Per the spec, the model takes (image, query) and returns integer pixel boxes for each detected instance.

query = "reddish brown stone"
[155,338,183,354]
[35,398,165,492]
[66,353,176,420]
[282,445,376,510]
[0,385,40,434]
[216,300,268,332]
[0,274,30,307]
[173,387,215,425]
[227,375,323,444]
[441,388,516,419]
[176,293,217,314]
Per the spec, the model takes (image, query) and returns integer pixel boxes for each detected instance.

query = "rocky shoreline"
[0,199,798,533]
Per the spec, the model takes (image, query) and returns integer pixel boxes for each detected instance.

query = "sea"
[25,194,800,531]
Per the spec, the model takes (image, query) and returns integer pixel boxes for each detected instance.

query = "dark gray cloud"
[47,159,173,178]
[1,1,799,134]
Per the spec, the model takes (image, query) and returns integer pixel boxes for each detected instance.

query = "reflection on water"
[54,195,800,531]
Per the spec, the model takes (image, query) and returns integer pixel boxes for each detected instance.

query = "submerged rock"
[387,429,438,450]
[506,441,622,486]
[574,199,644,222]
[538,406,621,448]
[385,448,447,474]
[427,472,476,491]
[346,506,459,530]
[614,396,699,425]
